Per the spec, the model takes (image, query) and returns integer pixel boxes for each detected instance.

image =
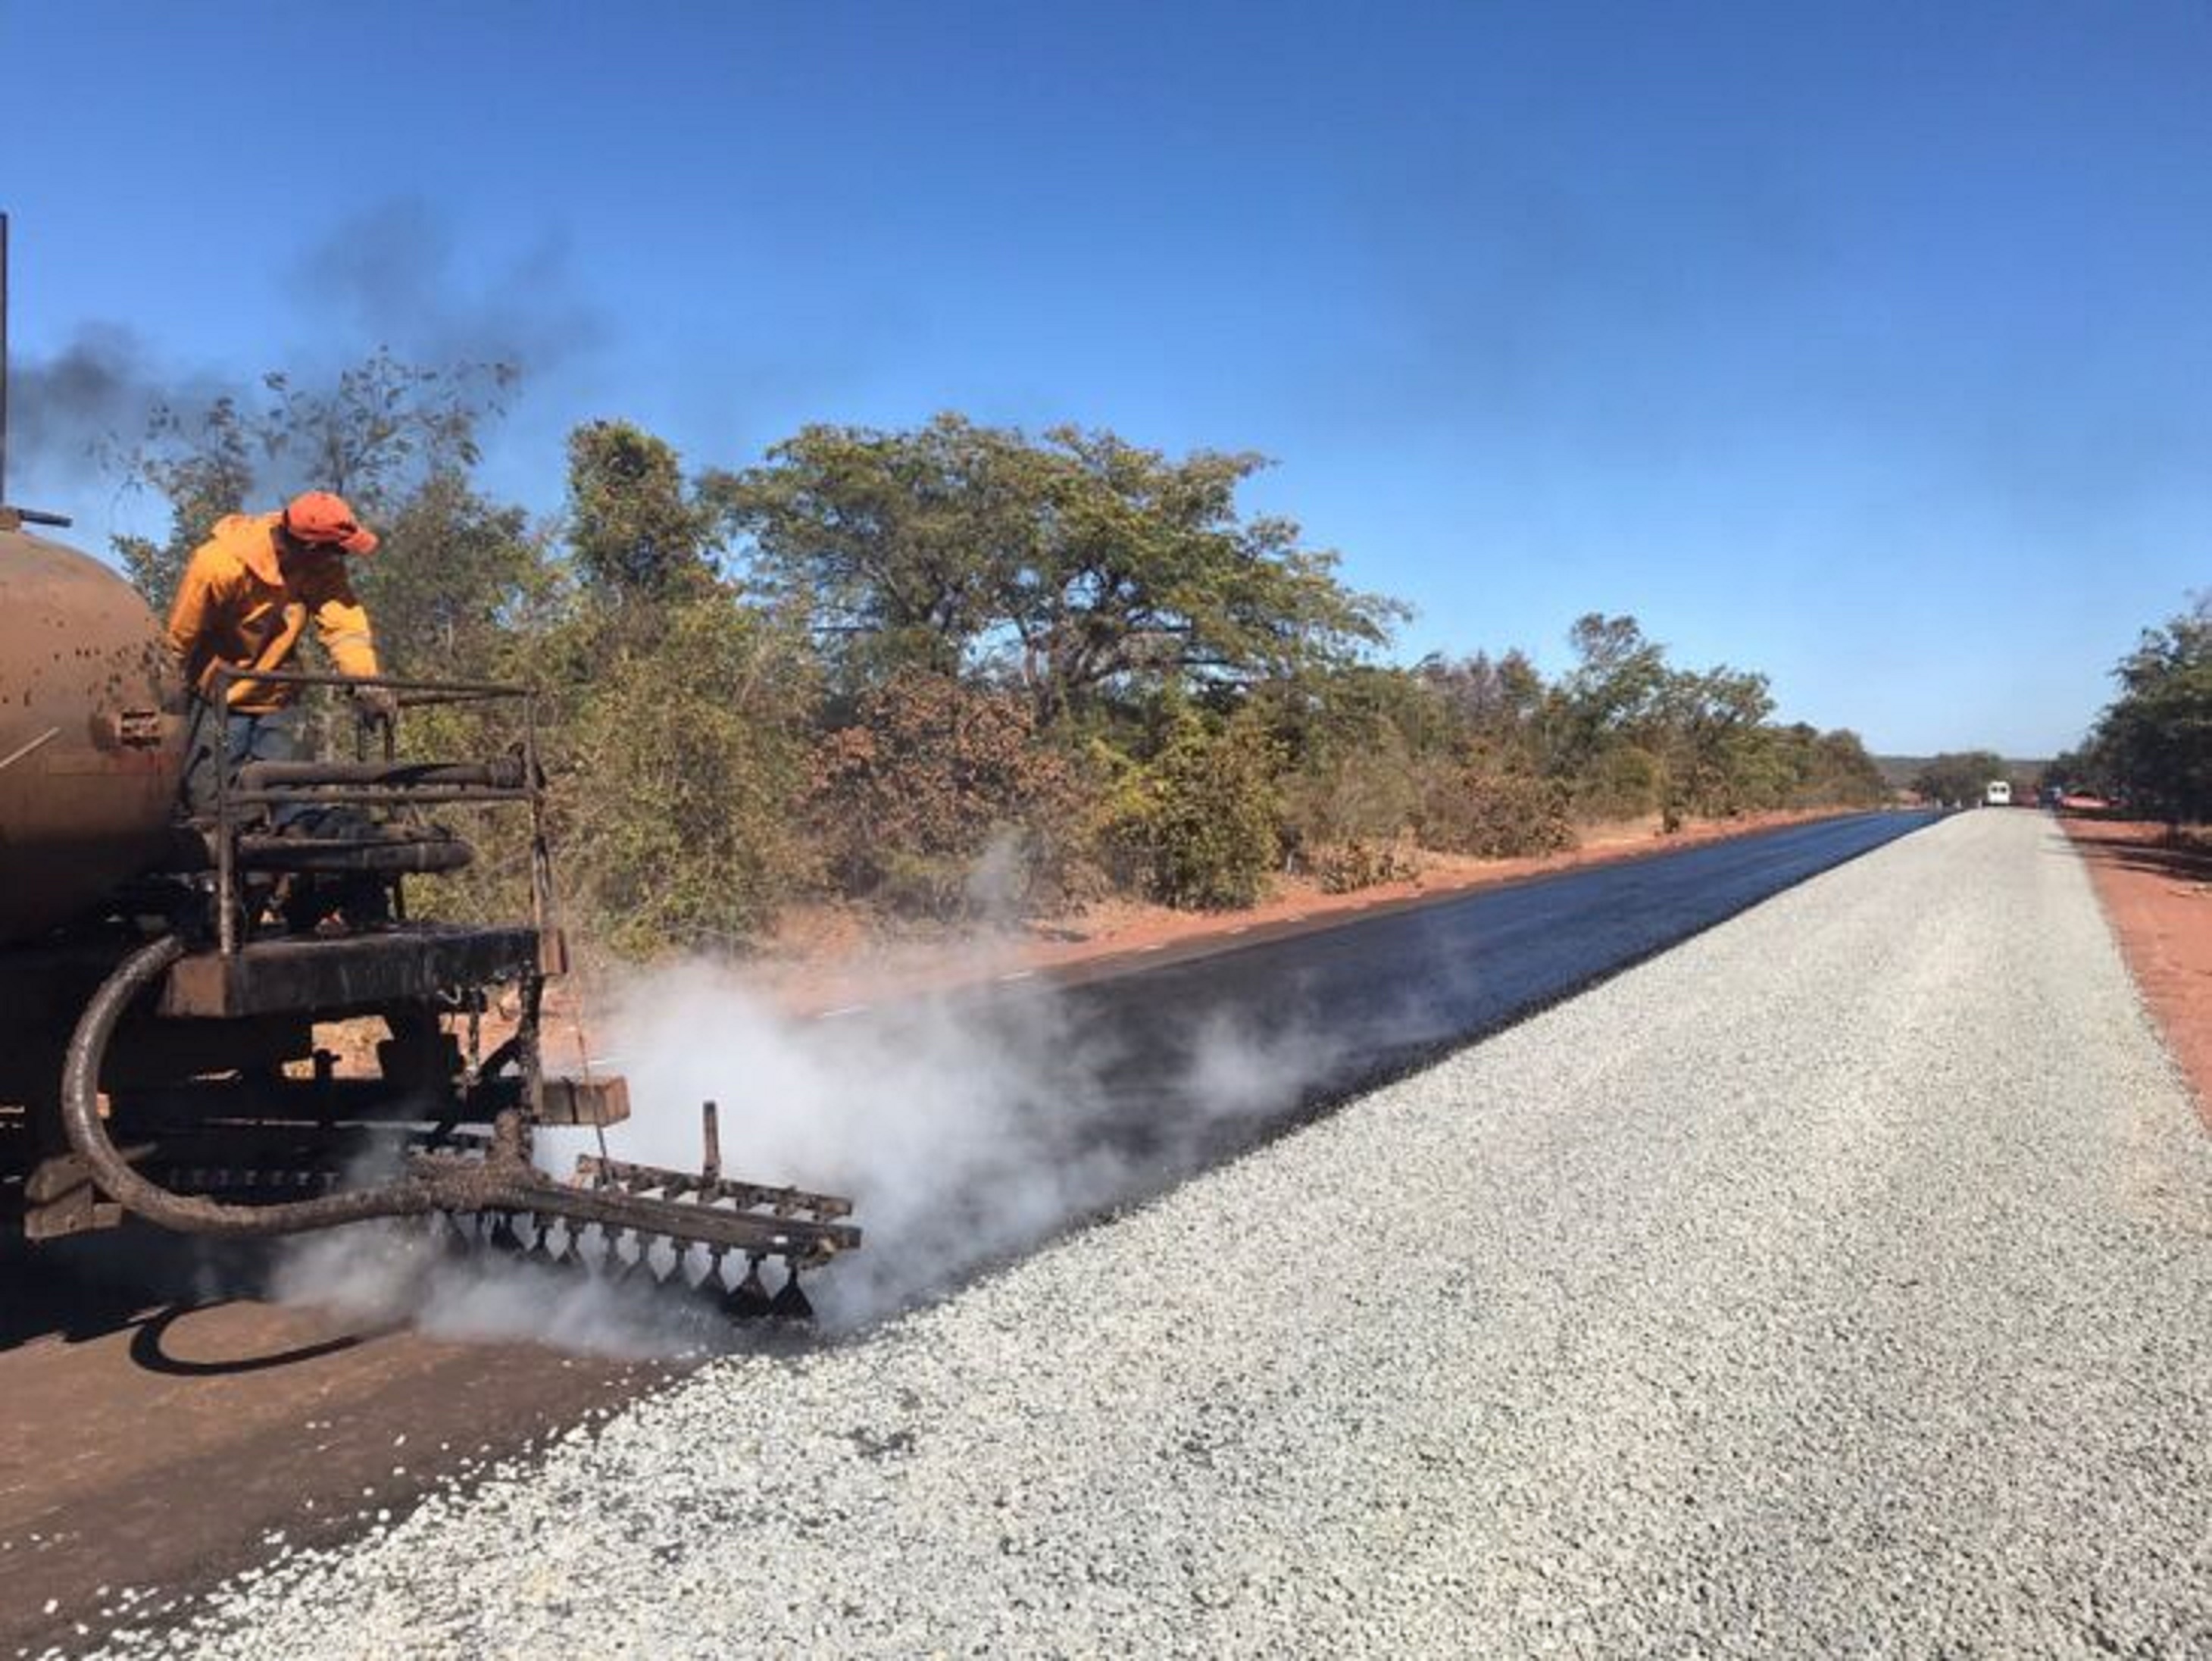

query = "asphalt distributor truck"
[0,505,857,1323]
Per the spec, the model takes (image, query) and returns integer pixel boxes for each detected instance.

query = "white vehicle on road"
[1985,780,2013,806]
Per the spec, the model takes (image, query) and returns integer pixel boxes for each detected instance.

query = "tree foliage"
[111,351,514,624]
[2078,596,2212,824]
[717,414,1404,714]
[111,371,1904,952]
[565,420,721,603]
[1111,706,1282,909]
[1911,751,2008,807]
[809,671,1086,917]
[555,595,817,956]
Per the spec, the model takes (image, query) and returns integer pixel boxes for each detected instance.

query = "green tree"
[355,471,548,679]
[711,414,1037,684]
[2090,596,2212,824]
[1114,705,1282,909]
[1541,615,1670,818]
[1652,665,1776,821]
[566,419,721,603]
[1911,750,2007,807]
[554,595,817,956]
[111,396,254,617]
[717,415,1404,717]
[259,350,514,517]
[1416,649,1549,758]
[1003,426,1404,718]
[111,351,515,625]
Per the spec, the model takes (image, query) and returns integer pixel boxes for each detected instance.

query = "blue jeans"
[181,701,301,822]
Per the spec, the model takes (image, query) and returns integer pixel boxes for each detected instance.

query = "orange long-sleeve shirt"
[166,512,381,714]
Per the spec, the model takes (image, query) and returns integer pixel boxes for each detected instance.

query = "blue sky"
[6,0,2207,755]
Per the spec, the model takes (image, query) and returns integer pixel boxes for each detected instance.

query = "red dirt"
[2064,817,2212,1125]
[0,1244,664,1656]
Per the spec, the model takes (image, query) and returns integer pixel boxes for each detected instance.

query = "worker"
[167,490,398,815]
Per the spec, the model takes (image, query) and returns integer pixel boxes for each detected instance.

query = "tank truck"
[0,221,854,1319]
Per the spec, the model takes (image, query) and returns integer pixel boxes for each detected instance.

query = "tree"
[355,471,546,679]
[808,671,1086,916]
[111,396,255,617]
[1911,750,2007,807]
[1416,649,1548,754]
[1110,703,1282,909]
[111,350,516,626]
[2089,596,2212,824]
[554,595,817,956]
[1002,426,1404,718]
[710,414,1037,685]
[1651,665,1776,821]
[566,420,720,603]
[258,350,514,516]
[717,415,1404,716]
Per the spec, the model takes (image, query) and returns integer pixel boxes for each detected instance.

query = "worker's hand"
[350,682,400,733]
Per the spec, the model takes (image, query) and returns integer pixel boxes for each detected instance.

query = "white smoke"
[268,1220,729,1359]
[265,921,1479,1354]
[580,959,1324,1328]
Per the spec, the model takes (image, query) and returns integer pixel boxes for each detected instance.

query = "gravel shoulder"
[115,809,2212,1657]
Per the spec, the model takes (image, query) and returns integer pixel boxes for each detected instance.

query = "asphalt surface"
[1037,809,1941,1153]
[123,807,2212,1656]
[6,809,1931,1654]
[593,810,1938,1325]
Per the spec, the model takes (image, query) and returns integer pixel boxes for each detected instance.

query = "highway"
[3,810,1933,1653]
[133,812,2212,1656]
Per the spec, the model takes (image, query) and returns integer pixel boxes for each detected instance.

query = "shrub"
[1571,742,1663,822]
[1309,835,1420,893]
[1116,711,1282,909]
[555,597,816,957]
[1277,728,1421,890]
[1419,761,1576,859]
[809,671,1086,918]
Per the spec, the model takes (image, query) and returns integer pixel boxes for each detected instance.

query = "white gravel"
[111,811,2212,1656]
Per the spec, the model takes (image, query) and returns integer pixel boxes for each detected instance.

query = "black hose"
[59,934,443,1237]
[58,935,858,1262]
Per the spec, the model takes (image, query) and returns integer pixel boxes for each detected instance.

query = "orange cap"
[283,491,380,555]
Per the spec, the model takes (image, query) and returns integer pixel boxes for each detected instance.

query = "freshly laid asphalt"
[1036,809,1942,1153]
[596,810,1939,1322]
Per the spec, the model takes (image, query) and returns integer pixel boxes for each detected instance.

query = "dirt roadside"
[2063,815,2212,1125]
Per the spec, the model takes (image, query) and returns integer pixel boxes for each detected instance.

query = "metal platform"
[158,924,542,1019]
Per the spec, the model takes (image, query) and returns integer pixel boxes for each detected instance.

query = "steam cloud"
[273,946,1351,1356]
[592,959,1331,1329]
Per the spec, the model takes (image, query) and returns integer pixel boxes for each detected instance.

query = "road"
[2,810,1929,1654]
[131,808,2212,1657]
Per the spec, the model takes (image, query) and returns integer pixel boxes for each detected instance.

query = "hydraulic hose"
[59,934,445,1236]
[59,934,856,1261]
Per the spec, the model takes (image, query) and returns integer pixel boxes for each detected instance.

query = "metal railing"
[207,667,554,959]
